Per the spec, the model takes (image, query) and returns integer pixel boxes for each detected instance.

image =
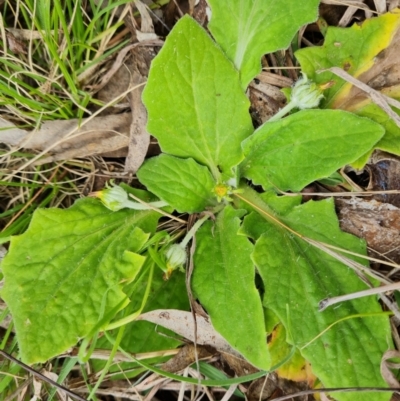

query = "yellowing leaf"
[296,9,400,162]
[269,324,316,385]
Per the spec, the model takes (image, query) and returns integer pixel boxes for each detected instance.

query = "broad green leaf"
[241,109,384,191]
[296,9,400,162]
[120,270,189,353]
[137,155,216,213]
[1,198,160,364]
[207,0,320,87]
[93,268,189,375]
[252,198,391,401]
[192,205,270,370]
[142,15,253,179]
[351,103,400,167]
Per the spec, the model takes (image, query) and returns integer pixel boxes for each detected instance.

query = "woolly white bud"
[290,73,324,110]
[98,184,130,211]
[94,182,168,211]
[165,244,187,271]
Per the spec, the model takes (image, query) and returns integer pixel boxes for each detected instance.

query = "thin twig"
[0,350,87,401]
[319,281,400,311]
[318,66,400,128]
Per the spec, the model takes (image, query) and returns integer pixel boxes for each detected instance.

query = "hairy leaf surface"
[192,205,270,369]
[137,155,216,213]
[1,199,160,363]
[207,0,319,87]
[252,198,391,401]
[142,15,253,179]
[241,109,384,191]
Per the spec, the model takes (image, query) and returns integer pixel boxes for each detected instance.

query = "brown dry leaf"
[369,152,400,208]
[0,114,131,163]
[247,373,312,401]
[6,31,27,54]
[247,373,279,401]
[192,0,209,25]
[5,27,47,40]
[0,43,158,165]
[249,80,287,125]
[134,0,158,42]
[221,352,258,377]
[124,46,156,173]
[125,74,149,173]
[337,197,400,263]
[96,44,155,171]
[91,44,139,96]
[137,309,241,357]
[161,344,215,373]
[248,71,290,125]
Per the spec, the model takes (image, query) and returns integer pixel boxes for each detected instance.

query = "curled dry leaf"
[124,46,157,173]
[134,0,159,42]
[161,344,215,373]
[137,309,241,357]
[125,75,150,173]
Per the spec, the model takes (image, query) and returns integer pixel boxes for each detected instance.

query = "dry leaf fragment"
[368,152,400,208]
[161,344,215,373]
[125,66,150,173]
[0,114,131,163]
[124,47,156,172]
[6,31,27,54]
[134,0,159,41]
[337,197,400,263]
[381,349,400,387]
[137,309,241,357]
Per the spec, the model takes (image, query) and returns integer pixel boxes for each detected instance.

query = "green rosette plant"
[0,2,394,401]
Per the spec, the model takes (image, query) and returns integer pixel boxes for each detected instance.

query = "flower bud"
[93,182,169,211]
[97,184,129,211]
[290,73,324,110]
[165,244,187,271]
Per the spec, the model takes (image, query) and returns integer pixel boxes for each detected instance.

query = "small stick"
[0,350,87,401]
[317,66,400,128]
[319,281,400,311]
